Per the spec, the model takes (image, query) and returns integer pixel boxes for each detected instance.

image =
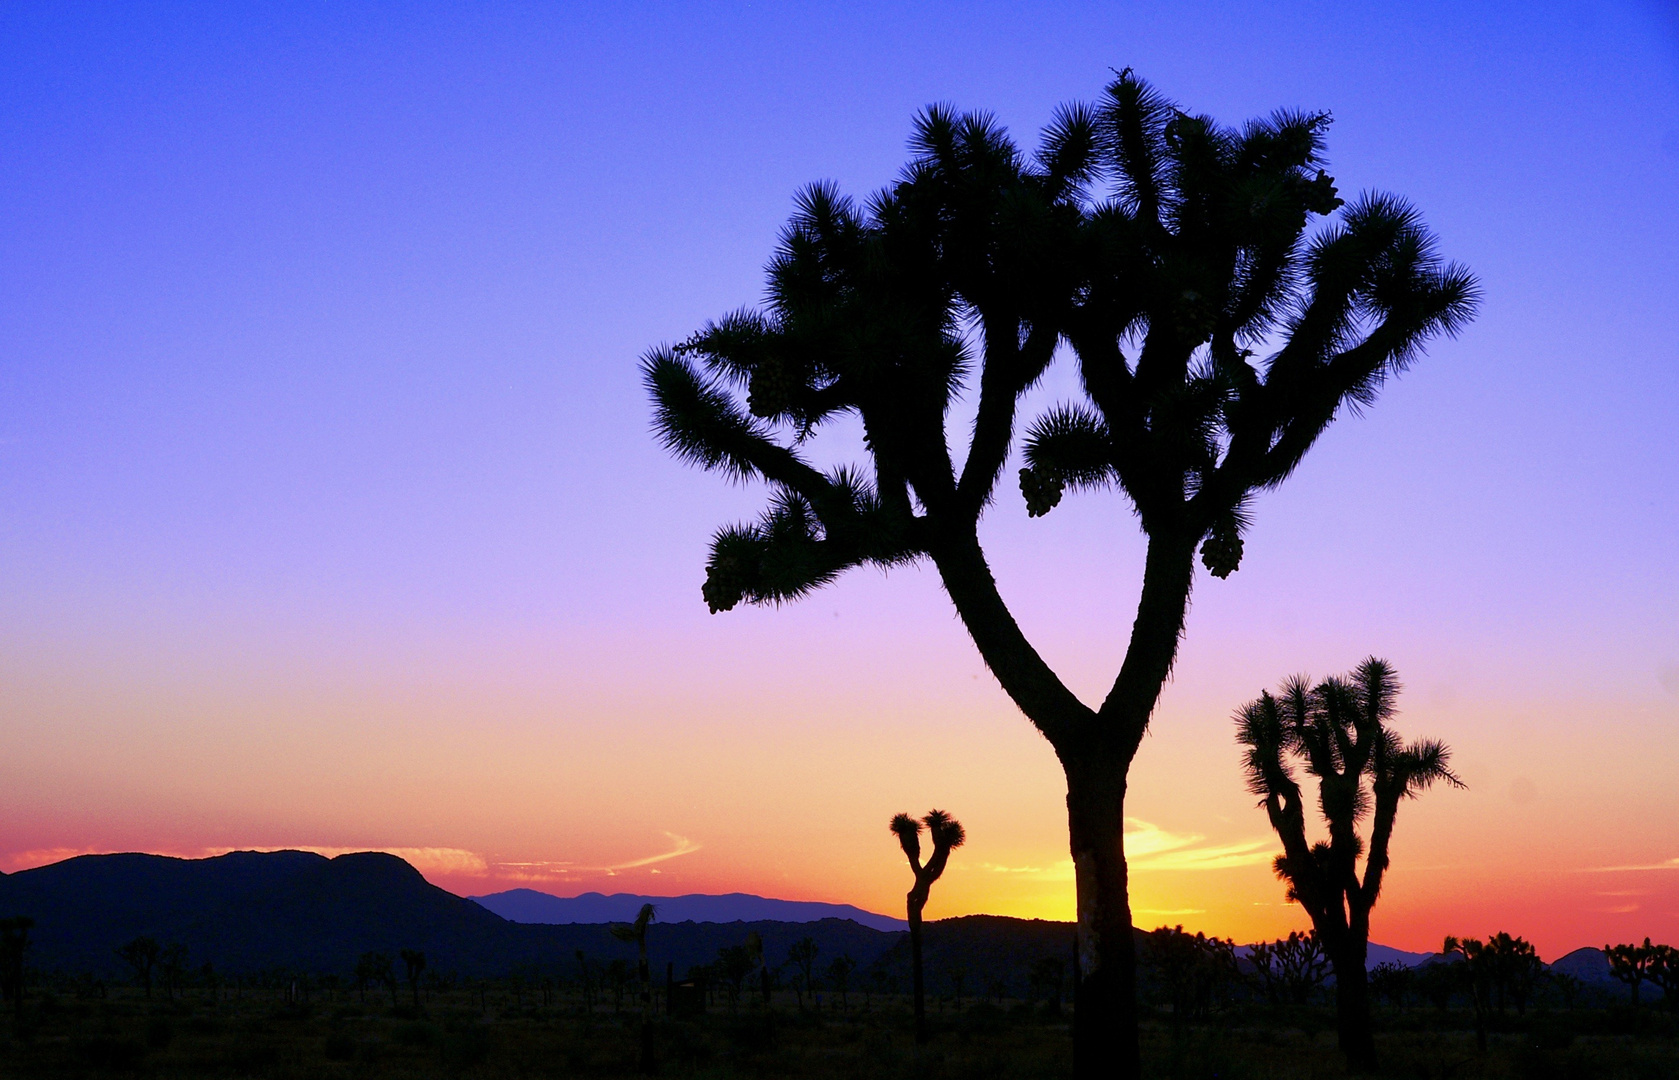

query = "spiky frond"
[1393,738,1465,796]
[644,348,777,482]
[889,812,923,866]
[923,809,967,851]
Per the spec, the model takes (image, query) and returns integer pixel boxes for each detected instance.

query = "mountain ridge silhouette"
[0,851,1615,989]
[471,887,906,932]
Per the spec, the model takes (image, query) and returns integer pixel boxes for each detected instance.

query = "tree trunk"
[908,898,927,1044]
[638,937,654,1073]
[1066,763,1140,1080]
[1331,945,1378,1073]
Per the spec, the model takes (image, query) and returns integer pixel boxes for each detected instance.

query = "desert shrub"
[77,1036,146,1069]
[322,1031,355,1061]
[394,1020,438,1046]
[440,1024,491,1068]
[144,1016,173,1049]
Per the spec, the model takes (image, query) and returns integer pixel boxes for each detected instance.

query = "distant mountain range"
[0,850,1626,995]
[472,888,907,932]
[0,850,893,981]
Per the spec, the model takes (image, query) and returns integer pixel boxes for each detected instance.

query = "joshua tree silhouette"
[0,917,32,1021]
[891,809,965,1043]
[1445,932,1544,1050]
[646,69,1475,1077]
[827,954,856,1012]
[786,936,819,1013]
[400,949,426,1009]
[116,936,160,998]
[1248,929,1330,1005]
[1237,658,1462,1072]
[1646,942,1679,1011]
[610,903,657,1072]
[1606,939,1657,1007]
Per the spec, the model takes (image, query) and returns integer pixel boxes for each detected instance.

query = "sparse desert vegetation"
[2,959,1676,1079]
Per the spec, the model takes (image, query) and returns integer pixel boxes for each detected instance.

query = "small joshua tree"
[117,936,160,998]
[1368,961,1413,1010]
[890,809,965,1043]
[1444,932,1544,1050]
[1237,658,1462,1072]
[0,917,32,1021]
[1606,938,1656,1007]
[1645,943,1679,1011]
[400,949,426,1009]
[1248,929,1330,1005]
[786,937,819,1012]
[827,955,856,1012]
[610,903,657,1072]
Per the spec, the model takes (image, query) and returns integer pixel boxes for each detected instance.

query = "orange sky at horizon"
[6,564,1675,963]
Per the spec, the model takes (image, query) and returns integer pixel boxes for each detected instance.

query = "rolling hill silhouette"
[0,851,897,979]
[472,888,906,932]
[0,851,1611,990]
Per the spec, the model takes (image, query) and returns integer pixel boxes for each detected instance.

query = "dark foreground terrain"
[2,985,1676,1080]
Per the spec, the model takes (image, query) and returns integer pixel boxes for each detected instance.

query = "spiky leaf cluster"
[646,107,1090,612]
[1024,70,1478,563]
[891,808,967,897]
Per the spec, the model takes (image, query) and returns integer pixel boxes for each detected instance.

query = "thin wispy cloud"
[489,833,702,881]
[978,820,1275,879]
[1577,858,1679,873]
[1125,819,1276,872]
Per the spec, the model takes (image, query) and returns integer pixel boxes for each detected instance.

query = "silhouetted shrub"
[144,1016,173,1049]
[77,1036,145,1069]
[394,1020,437,1046]
[440,1024,491,1068]
[322,1031,355,1061]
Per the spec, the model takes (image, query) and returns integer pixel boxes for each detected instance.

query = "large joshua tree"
[890,809,965,1042]
[1236,659,1463,1071]
[645,70,1476,1077]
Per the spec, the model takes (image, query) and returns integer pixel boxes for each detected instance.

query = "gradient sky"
[2,2,1677,960]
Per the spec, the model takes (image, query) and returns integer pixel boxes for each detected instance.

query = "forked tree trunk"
[1066,761,1140,1080]
[931,528,1196,1080]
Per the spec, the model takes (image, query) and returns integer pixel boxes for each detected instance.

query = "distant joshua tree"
[1444,932,1545,1051]
[1029,957,1066,1014]
[1248,929,1330,1005]
[1237,658,1462,1073]
[890,809,965,1043]
[610,904,657,1072]
[159,943,189,1001]
[716,945,754,1011]
[1605,939,1657,1007]
[826,954,856,1012]
[948,963,969,1012]
[0,917,33,1020]
[1647,943,1679,1011]
[400,949,426,1009]
[786,937,819,1012]
[355,952,395,1006]
[117,936,161,998]
[1367,961,1413,1010]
